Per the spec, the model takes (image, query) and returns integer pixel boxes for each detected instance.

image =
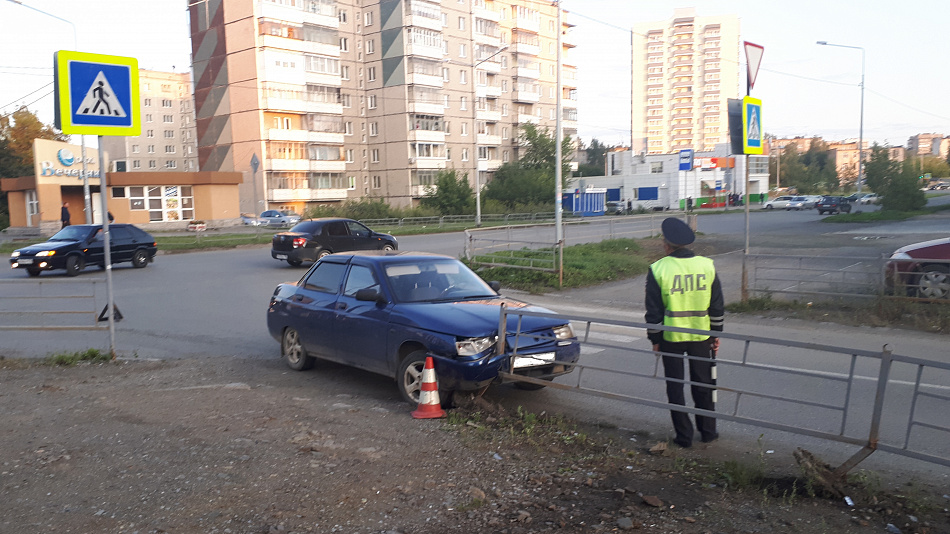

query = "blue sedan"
[267,252,580,405]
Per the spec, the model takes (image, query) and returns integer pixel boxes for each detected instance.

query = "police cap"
[661,217,695,246]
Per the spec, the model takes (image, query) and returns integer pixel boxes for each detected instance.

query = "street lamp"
[7,0,95,222]
[469,44,508,227]
[816,40,865,193]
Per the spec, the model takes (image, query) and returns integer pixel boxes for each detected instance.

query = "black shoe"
[701,433,719,443]
[673,437,692,448]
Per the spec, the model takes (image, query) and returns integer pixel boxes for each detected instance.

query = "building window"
[165,145,176,153]
[145,114,153,123]
[369,122,378,136]
[368,67,376,81]
[459,70,467,84]
[132,160,141,169]
[372,175,381,189]
[143,98,151,107]
[503,150,509,162]
[461,148,469,161]
[502,127,508,139]
[165,160,177,169]
[345,121,353,135]
[501,104,508,116]
[366,39,375,54]
[459,43,467,57]
[342,94,352,107]
[164,130,174,138]
[364,11,373,26]
[368,94,377,109]
[147,145,155,153]
[345,149,354,162]
[338,9,347,23]
[458,16,465,30]
[148,160,157,169]
[131,145,140,153]
[651,162,663,173]
[371,149,380,163]
[162,99,172,108]
[460,96,467,110]
[461,122,468,136]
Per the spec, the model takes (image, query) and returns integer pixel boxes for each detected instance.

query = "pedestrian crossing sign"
[54,50,140,136]
[742,96,763,155]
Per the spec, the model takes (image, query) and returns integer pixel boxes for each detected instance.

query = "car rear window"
[302,262,347,293]
[292,221,322,234]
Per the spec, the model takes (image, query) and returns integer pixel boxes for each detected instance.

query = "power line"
[866,88,950,123]
[1,82,53,111]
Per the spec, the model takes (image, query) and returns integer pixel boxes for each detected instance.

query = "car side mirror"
[488,281,501,292]
[355,287,387,305]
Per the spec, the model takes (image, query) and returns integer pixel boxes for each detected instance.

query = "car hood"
[15,239,81,253]
[892,237,950,258]
[391,297,563,337]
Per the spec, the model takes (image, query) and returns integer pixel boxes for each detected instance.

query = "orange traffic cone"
[411,356,445,419]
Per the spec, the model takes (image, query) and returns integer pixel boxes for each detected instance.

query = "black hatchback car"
[10,224,158,277]
[271,218,397,266]
[816,196,852,215]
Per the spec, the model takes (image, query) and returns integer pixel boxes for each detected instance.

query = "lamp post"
[7,0,95,223]
[817,40,865,193]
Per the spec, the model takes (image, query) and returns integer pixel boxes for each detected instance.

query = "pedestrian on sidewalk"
[61,202,71,228]
[644,217,724,448]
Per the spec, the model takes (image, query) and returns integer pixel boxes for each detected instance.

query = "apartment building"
[187,0,577,214]
[100,70,198,174]
[631,8,739,155]
[827,139,868,184]
[907,133,948,159]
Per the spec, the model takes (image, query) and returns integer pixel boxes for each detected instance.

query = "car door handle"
[292,295,304,302]
[336,302,347,310]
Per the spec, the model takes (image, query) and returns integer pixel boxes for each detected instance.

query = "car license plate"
[17,258,33,265]
[275,254,288,260]
[513,352,555,368]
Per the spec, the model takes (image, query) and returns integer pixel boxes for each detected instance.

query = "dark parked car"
[271,218,397,266]
[885,237,950,299]
[267,252,580,404]
[605,201,625,215]
[816,196,852,215]
[9,224,157,277]
[260,210,301,228]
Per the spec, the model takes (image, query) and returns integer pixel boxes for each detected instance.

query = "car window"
[301,261,347,293]
[292,221,322,234]
[343,265,379,297]
[111,227,132,241]
[346,221,371,238]
[326,221,348,236]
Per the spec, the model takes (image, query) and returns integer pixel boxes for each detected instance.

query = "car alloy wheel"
[916,265,950,300]
[316,249,331,260]
[132,249,149,268]
[65,255,83,277]
[282,327,314,370]
[397,351,428,405]
[382,244,395,252]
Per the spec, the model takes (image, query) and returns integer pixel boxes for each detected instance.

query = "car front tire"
[131,249,149,268]
[397,350,454,408]
[65,256,83,277]
[381,244,395,252]
[765,205,773,210]
[26,267,41,277]
[916,265,950,300]
[282,327,314,371]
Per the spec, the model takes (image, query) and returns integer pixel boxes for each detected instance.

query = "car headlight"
[456,336,496,356]
[553,324,575,340]
[890,252,912,260]
[35,250,56,257]
[11,251,19,258]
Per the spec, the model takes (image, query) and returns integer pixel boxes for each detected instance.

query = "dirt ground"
[2,356,948,534]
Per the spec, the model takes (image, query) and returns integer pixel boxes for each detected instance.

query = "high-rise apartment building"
[631,8,739,155]
[907,133,948,159]
[101,70,198,173]
[188,0,577,214]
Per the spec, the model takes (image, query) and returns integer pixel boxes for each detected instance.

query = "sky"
[1,0,948,151]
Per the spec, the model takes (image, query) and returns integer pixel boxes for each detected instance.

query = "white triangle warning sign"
[75,71,127,118]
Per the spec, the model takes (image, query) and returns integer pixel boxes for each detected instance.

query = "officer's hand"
[652,343,660,354]
[710,337,720,352]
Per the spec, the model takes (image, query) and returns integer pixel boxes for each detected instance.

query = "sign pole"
[98,136,116,357]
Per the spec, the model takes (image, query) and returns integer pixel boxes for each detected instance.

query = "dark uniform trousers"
[660,338,717,447]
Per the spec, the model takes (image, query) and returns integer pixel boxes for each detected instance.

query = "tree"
[517,123,574,185]
[419,169,474,215]
[920,155,949,179]
[577,138,607,177]
[862,144,899,194]
[864,144,926,211]
[0,106,67,178]
[482,163,552,210]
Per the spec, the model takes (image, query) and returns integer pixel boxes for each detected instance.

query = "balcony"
[475,84,502,98]
[406,72,443,88]
[476,60,501,74]
[512,15,540,33]
[304,72,342,88]
[406,41,444,60]
[260,35,340,59]
[475,108,502,122]
[473,4,500,23]
[515,65,540,79]
[266,159,310,172]
[473,32,502,48]
[477,159,503,172]
[261,97,342,116]
[260,3,337,30]
[672,79,693,88]
[408,100,445,115]
[477,134,502,145]
[512,89,540,103]
[308,131,344,144]
[309,160,346,172]
[410,184,432,198]
[409,157,446,170]
[405,2,443,32]
[271,187,348,202]
[516,113,539,125]
[408,129,445,143]
[510,41,540,56]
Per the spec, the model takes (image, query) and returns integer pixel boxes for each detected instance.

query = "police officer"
[645,217,724,448]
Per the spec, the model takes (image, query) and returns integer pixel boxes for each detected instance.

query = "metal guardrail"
[498,306,950,472]
[748,254,950,302]
[0,278,108,330]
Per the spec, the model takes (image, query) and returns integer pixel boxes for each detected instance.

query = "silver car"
[260,210,302,228]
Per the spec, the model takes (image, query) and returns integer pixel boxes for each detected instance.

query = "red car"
[885,237,950,299]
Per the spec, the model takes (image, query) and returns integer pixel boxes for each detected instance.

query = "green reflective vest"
[651,255,716,342]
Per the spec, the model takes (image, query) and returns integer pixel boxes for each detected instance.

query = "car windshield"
[49,226,93,241]
[384,260,498,303]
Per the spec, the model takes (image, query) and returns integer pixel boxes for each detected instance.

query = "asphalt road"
[2,203,948,483]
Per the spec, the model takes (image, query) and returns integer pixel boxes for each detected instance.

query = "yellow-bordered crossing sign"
[742,96,763,155]
[54,50,140,136]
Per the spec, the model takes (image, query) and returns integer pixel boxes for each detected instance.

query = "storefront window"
[124,185,194,222]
